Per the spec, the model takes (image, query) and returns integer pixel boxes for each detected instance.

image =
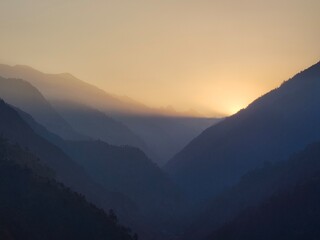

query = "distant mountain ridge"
[0,64,220,165]
[0,64,204,117]
[118,115,221,165]
[51,100,150,151]
[0,76,84,140]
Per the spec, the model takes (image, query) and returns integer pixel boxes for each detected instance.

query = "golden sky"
[1,0,320,116]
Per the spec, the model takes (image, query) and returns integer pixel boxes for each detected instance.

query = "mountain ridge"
[166,61,320,202]
[0,76,85,140]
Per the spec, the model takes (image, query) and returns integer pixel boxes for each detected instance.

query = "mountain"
[209,175,320,240]
[0,99,137,220]
[166,61,320,202]
[182,141,320,240]
[63,141,181,228]
[0,64,160,115]
[117,115,221,165]
[0,138,136,240]
[51,100,219,165]
[0,64,220,165]
[0,64,213,117]
[0,75,154,160]
[0,76,84,140]
[17,106,182,239]
[208,144,320,240]
[50,100,149,151]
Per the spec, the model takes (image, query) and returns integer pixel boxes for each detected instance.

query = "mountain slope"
[0,64,211,117]
[0,76,84,140]
[182,141,320,240]
[16,105,181,216]
[51,100,150,153]
[0,64,220,165]
[0,64,154,114]
[0,99,136,219]
[117,115,221,165]
[166,61,320,202]
[63,141,181,228]
[0,138,135,240]
[17,107,182,239]
[208,157,320,239]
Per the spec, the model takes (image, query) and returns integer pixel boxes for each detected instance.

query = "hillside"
[209,167,320,239]
[117,115,220,165]
[0,99,137,219]
[0,64,157,115]
[17,107,182,239]
[0,138,136,240]
[0,64,220,165]
[182,141,320,240]
[166,61,320,202]
[0,76,84,140]
[51,100,150,153]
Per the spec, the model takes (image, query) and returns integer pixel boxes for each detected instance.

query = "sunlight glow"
[0,0,319,116]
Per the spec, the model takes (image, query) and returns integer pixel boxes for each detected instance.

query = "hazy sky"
[1,0,320,116]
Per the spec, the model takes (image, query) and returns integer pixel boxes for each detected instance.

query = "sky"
[0,0,320,116]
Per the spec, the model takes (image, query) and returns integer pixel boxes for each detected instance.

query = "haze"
[1,0,320,116]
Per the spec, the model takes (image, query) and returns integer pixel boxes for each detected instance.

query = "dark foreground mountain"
[0,99,136,219]
[0,138,136,240]
[63,141,181,229]
[166,61,320,202]
[0,76,83,140]
[17,107,183,239]
[208,144,320,239]
[182,141,320,240]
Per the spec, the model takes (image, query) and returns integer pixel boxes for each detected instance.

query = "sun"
[225,104,246,116]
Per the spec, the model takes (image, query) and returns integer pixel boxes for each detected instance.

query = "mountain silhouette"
[0,64,220,165]
[207,142,320,240]
[0,64,161,115]
[166,61,320,203]
[0,138,136,240]
[0,74,156,161]
[63,140,182,233]
[0,99,137,219]
[51,100,151,153]
[0,76,85,140]
[182,141,320,240]
[118,115,220,165]
[14,102,182,239]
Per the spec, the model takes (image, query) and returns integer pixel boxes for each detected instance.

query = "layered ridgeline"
[116,115,220,165]
[50,100,147,149]
[0,64,219,165]
[207,142,320,240]
[0,87,181,240]
[0,75,147,153]
[18,108,182,238]
[0,64,153,115]
[0,76,84,140]
[0,99,136,219]
[0,138,136,240]
[166,61,320,202]
[182,141,320,240]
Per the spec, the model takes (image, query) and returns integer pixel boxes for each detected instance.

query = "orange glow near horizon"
[0,0,320,117]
